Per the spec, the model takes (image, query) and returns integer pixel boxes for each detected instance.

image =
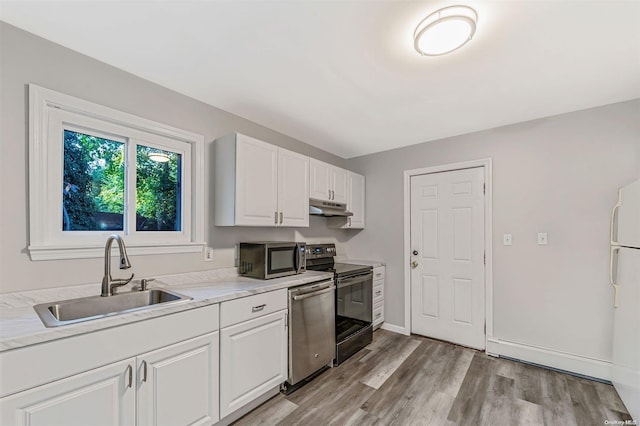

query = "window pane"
[136,146,182,231]
[63,130,125,231]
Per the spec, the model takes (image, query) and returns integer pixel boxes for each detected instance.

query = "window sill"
[28,243,206,261]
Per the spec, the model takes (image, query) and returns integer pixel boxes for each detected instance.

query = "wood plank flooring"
[234,330,632,426]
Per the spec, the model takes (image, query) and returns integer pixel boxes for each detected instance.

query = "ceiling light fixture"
[413,5,478,56]
[149,152,170,163]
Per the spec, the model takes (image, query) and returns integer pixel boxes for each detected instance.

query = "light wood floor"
[234,329,632,426]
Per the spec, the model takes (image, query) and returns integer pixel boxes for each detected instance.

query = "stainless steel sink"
[34,289,192,327]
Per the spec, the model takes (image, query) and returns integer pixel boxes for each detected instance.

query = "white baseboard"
[487,337,611,381]
[381,322,410,336]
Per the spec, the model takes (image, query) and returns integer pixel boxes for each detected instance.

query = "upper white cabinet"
[215,133,309,227]
[309,158,348,204]
[328,171,366,229]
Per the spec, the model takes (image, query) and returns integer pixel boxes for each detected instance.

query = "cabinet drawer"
[373,267,385,281]
[221,289,287,328]
[373,283,384,305]
[373,300,384,324]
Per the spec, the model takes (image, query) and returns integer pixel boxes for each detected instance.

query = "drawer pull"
[126,365,133,388]
[375,290,382,296]
[375,273,382,278]
[252,304,266,312]
[375,312,382,319]
[142,360,148,382]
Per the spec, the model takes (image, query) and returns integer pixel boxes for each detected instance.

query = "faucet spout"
[101,235,133,297]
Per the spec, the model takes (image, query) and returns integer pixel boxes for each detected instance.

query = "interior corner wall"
[0,22,349,293]
[345,99,640,364]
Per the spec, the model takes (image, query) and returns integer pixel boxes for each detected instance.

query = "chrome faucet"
[101,234,134,296]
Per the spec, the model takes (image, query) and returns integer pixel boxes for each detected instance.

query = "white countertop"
[0,269,333,352]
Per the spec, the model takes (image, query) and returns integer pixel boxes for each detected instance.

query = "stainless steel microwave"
[239,242,306,279]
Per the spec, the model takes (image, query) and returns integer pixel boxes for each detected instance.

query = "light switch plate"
[503,234,512,246]
[204,247,214,261]
[538,233,548,245]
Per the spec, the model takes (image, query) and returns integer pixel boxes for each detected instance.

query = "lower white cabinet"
[219,305,287,420]
[137,332,219,426]
[0,358,136,426]
[372,266,385,329]
[0,332,220,426]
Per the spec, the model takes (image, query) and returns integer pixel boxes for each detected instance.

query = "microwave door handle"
[294,244,300,273]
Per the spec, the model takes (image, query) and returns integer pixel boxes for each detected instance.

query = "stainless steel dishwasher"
[284,278,335,392]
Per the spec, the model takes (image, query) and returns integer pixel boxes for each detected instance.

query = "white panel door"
[235,134,278,226]
[309,158,332,201]
[410,167,485,349]
[0,358,135,426]
[332,166,349,204]
[219,310,287,419]
[278,148,309,227]
[137,332,219,426]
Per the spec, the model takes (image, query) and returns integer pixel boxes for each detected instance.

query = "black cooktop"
[333,262,372,277]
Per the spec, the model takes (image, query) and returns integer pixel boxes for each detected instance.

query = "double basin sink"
[34,288,192,328]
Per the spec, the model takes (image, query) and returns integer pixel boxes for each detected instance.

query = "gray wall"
[0,22,350,293]
[346,100,640,362]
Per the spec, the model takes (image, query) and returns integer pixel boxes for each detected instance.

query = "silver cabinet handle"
[126,364,133,388]
[348,217,351,227]
[252,304,266,312]
[142,360,148,382]
[331,190,335,200]
[274,212,278,224]
[375,312,382,319]
[375,289,382,296]
[375,273,382,278]
[279,212,283,224]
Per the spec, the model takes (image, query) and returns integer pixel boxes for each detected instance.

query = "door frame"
[403,158,493,350]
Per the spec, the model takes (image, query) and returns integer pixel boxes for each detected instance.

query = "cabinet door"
[278,148,309,227]
[235,134,279,226]
[220,310,287,419]
[348,172,365,228]
[332,166,349,204]
[0,358,135,426]
[309,158,332,202]
[137,332,219,426]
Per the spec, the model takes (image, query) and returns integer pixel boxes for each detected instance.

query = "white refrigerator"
[610,178,640,422]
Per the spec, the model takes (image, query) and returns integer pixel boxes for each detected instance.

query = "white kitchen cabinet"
[309,158,348,204]
[215,132,309,227]
[0,304,220,426]
[372,266,385,329]
[219,291,288,420]
[0,358,136,426]
[328,171,366,229]
[137,332,219,426]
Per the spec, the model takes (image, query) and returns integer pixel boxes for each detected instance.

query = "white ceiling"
[1,1,639,158]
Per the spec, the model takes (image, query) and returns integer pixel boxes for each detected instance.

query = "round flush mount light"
[414,5,478,56]
[149,152,170,163]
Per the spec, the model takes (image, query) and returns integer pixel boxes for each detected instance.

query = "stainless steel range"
[306,243,373,365]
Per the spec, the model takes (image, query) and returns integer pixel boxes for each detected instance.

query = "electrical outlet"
[537,233,548,245]
[204,247,214,262]
[503,234,512,246]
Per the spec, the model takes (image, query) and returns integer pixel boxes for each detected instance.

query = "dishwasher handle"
[292,285,335,301]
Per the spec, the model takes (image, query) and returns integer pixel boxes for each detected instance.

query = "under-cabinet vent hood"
[309,198,353,217]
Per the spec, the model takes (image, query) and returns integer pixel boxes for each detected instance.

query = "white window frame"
[28,84,205,260]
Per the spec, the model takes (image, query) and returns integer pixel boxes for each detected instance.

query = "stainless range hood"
[309,198,353,217]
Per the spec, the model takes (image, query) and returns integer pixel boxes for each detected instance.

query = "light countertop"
[0,269,333,352]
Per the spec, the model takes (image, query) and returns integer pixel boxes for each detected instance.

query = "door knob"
[412,250,419,256]
[411,261,419,268]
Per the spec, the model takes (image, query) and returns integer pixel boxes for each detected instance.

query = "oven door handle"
[292,286,335,301]
[337,273,373,289]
